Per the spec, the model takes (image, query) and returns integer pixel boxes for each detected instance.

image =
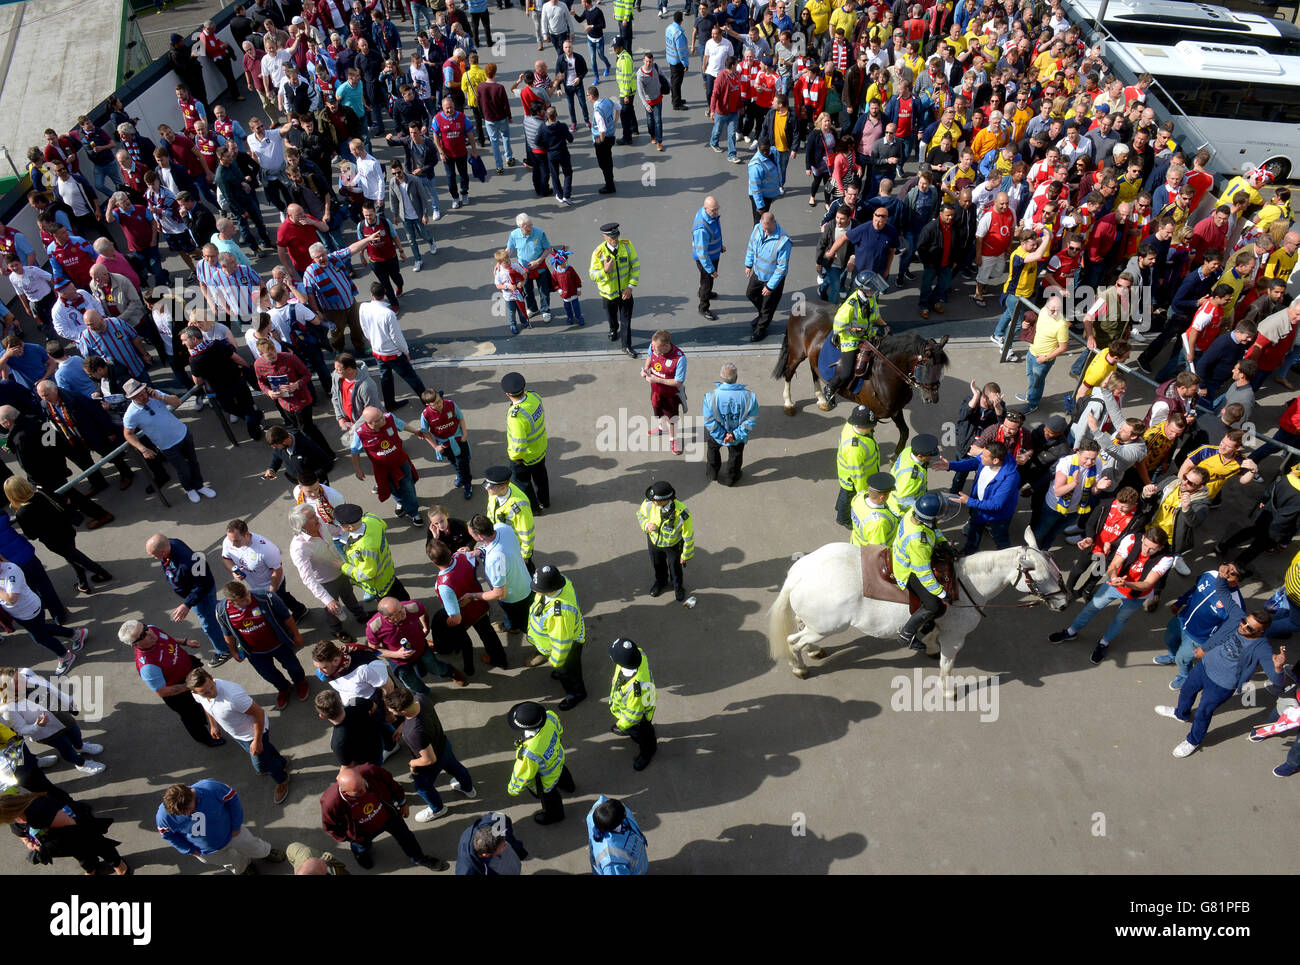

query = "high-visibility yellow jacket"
[887,448,928,515]
[527,578,585,667]
[833,290,882,351]
[636,498,694,562]
[506,391,547,465]
[340,514,396,598]
[609,653,656,730]
[892,512,948,595]
[837,422,880,492]
[589,239,640,299]
[507,709,566,795]
[488,482,535,559]
[851,494,898,547]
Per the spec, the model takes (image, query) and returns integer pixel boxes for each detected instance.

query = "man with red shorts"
[641,329,687,455]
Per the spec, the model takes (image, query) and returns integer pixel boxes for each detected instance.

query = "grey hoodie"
[330,362,383,430]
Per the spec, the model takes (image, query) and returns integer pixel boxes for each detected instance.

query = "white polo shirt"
[192,679,264,742]
[221,532,284,594]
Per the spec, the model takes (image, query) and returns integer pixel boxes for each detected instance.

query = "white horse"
[767,528,1070,698]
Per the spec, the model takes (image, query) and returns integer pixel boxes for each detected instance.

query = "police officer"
[821,270,890,410]
[892,492,950,650]
[637,480,694,601]
[888,433,939,516]
[835,404,881,529]
[588,222,640,357]
[851,472,899,546]
[484,465,536,575]
[526,564,587,710]
[587,795,649,874]
[501,372,550,512]
[506,700,576,825]
[336,503,409,605]
[608,637,657,770]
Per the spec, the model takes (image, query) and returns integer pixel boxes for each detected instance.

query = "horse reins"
[948,558,1059,615]
[858,338,941,393]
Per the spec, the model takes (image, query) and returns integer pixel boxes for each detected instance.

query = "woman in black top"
[536,106,575,204]
[4,478,111,594]
[426,504,474,555]
[4,793,129,875]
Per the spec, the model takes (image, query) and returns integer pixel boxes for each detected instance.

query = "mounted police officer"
[893,491,950,651]
[607,637,656,770]
[835,404,881,529]
[851,472,899,546]
[821,270,890,410]
[506,700,576,825]
[526,564,587,710]
[637,480,694,601]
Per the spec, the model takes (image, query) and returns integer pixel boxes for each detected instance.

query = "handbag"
[658,68,670,97]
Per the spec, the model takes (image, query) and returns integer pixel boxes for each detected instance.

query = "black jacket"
[43,392,121,454]
[182,203,218,251]
[916,217,955,269]
[267,429,336,482]
[14,489,79,553]
[537,121,574,162]
[6,413,75,487]
[554,51,589,91]
[1254,474,1300,544]
[816,220,853,269]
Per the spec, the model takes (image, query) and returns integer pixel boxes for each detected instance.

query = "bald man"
[319,762,449,871]
[692,196,724,320]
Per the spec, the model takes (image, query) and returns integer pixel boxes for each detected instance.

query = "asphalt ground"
[1,6,1297,878]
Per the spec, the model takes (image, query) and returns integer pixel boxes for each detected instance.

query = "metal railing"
[993,293,1300,461]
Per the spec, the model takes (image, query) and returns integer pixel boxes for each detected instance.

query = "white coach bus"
[1063,0,1300,180]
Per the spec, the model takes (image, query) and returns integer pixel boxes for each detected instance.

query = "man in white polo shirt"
[188,667,292,804]
[247,116,292,211]
[221,518,309,621]
[360,281,427,411]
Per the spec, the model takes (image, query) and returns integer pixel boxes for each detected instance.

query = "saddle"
[862,544,959,613]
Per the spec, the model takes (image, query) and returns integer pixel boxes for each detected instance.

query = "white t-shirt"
[0,562,41,621]
[704,38,733,77]
[975,465,998,500]
[261,49,293,90]
[8,266,54,302]
[329,659,391,705]
[245,328,283,354]
[192,678,263,742]
[56,177,92,217]
[221,533,284,594]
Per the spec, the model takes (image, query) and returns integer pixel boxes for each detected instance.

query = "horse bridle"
[860,340,942,392]
[951,551,1066,615]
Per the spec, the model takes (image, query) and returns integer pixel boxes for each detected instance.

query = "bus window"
[1153,75,1300,124]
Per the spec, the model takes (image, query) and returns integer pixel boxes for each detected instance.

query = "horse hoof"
[815,400,832,412]
[808,648,826,660]
[791,666,810,679]
[783,405,796,416]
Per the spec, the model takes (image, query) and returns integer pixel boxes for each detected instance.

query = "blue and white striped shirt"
[76,317,147,378]
[303,249,358,311]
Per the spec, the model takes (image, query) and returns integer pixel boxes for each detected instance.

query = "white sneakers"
[1172,739,1198,758]
[76,760,107,776]
[198,486,216,499]
[1171,556,1191,577]
[415,805,448,822]
[35,754,57,769]
[450,778,477,799]
[430,210,443,221]
[186,490,201,503]
[1154,705,1180,719]
[80,742,103,755]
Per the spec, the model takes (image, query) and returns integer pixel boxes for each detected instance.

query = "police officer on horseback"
[892,491,950,651]
[821,270,890,410]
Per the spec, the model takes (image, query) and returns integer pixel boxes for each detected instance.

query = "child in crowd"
[547,246,585,327]
[493,249,530,335]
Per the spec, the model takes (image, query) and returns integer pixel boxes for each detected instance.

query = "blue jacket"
[160,537,216,609]
[692,205,723,273]
[703,382,759,444]
[947,457,1020,523]
[744,221,792,287]
[215,588,297,655]
[0,514,34,566]
[1200,625,1285,693]
[156,779,243,854]
[883,93,931,136]
[748,149,782,208]
[456,812,529,875]
[1174,571,1244,645]
[587,795,648,875]
[665,22,689,66]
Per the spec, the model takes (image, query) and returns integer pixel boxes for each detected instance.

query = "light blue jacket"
[744,221,792,287]
[665,22,689,65]
[703,382,759,444]
[587,796,648,875]
[692,205,723,273]
[156,780,243,855]
[747,149,782,208]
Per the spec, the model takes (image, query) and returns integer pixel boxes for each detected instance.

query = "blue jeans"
[393,651,455,695]
[588,37,611,75]
[129,244,170,286]
[415,175,442,214]
[1068,583,1144,644]
[90,161,122,197]
[192,586,231,657]
[391,461,420,519]
[962,516,1012,554]
[819,265,846,302]
[1024,353,1054,409]
[992,296,1018,340]
[236,732,289,784]
[645,101,663,143]
[411,2,435,33]
[1173,660,1236,747]
[1162,618,1202,684]
[1266,603,1300,639]
[485,119,514,167]
[245,642,305,693]
[896,229,919,278]
[775,148,791,185]
[410,738,474,811]
[1032,510,1073,551]
[710,111,738,158]
[43,721,86,765]
[918,265,952,310]
[404,218,433,260]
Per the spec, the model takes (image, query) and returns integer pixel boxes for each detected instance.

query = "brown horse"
[772,311,950,451]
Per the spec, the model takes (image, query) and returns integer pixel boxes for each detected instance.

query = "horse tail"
[771,331,792,381]
[767,570,798,664]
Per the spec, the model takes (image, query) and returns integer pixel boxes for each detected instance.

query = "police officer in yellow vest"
[588,222,641,357]
[336,503,408,602]
[821,270,889,410]
[501,372,549,512]
[638,480,694,601]
[484,464,537,575]
[526,564,587,710]
[835,404,881,528]
[506,700,576,825]
[851,472,899,546]
[893,492,950,650]
[608,637,657,770]
[888,433,940,516]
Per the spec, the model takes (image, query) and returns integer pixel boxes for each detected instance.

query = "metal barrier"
[996,293,1300,461]
[51,381,248,508]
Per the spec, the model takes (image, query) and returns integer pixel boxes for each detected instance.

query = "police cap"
[500,372,526,395]
[911,433,940,457]
[334,503,364,525]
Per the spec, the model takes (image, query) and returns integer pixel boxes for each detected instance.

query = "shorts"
[976,259,1007,287]
[651,387,681,418]
[165,230,198,255]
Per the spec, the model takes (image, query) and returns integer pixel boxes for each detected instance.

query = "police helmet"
[848,405,878,428]
[609,637,642,668]
[645,480,675,502]
[530,564,565,595]
[508,701,545,730]
[913,492,945,525]
[854,270,887,295]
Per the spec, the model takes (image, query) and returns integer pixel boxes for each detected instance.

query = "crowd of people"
[1,0,1299,877]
